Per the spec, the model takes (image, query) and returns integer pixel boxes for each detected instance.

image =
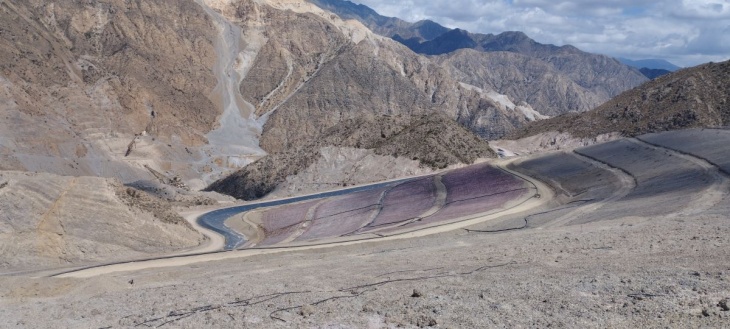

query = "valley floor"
[1,129,729,328]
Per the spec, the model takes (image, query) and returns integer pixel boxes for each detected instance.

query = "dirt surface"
[0,172,203,274]
[1,131,729,328]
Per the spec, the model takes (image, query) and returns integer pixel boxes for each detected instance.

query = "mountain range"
[618,58,682,71]
[0,0,682,202]
[309,0,648,116]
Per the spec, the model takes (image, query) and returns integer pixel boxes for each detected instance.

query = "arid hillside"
[0,0,230,189]
[0,171,203,272]
[512,60,730,139]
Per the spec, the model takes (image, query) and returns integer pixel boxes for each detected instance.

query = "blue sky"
[352,0,730,67]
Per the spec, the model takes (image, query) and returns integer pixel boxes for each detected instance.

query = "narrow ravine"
[193,0,268,182]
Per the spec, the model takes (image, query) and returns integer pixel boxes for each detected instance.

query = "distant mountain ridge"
[639,67,673,80]
[308,0,448,42]
[308,0,648,116]
[620,58,680,79]
[618,58,682,71]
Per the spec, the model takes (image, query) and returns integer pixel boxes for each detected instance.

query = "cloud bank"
[353,0,730,67]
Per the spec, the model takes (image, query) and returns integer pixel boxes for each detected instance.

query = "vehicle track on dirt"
[538,150,637,229]
[630,137,730,216]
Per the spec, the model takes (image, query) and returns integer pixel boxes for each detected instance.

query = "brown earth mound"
[511,60,730,139]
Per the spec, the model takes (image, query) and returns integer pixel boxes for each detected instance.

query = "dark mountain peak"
[496,30,530,41]
[411,19,451,41]
[639,67,672,79]
[618,58,682,71]
[407,28,477,55]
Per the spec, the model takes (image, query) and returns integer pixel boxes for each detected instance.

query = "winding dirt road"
[52,160,553,278]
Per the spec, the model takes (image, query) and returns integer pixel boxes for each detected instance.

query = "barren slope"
[0,0,234,189]
[0,172,202,273]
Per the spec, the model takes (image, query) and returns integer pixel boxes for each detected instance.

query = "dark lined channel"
[198,178,416,250]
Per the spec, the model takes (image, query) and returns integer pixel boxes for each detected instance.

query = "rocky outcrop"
[512,60,730,139]
[267,146,431,198]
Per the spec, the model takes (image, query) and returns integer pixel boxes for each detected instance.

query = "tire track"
[538,150,637,229]
[630,137,730,216]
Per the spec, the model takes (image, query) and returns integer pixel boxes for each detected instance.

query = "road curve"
[51,160,553,279]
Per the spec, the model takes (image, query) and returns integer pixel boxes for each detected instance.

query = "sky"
[352,0,730,67]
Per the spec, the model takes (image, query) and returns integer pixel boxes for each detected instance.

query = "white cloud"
[352,0,730,67]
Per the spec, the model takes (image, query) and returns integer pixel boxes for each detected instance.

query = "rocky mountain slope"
[234,0,536,146]
[511,60,730,139]
[434,49,604,116]
[308,0,648,116]
[0,0,536,197]
[0,0,249,190]
[194,0,541,199]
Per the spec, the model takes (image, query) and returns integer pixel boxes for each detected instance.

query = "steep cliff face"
[512,60,730,139]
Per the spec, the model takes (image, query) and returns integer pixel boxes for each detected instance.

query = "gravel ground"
[1,210,727,328]
[1,133,729,328]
